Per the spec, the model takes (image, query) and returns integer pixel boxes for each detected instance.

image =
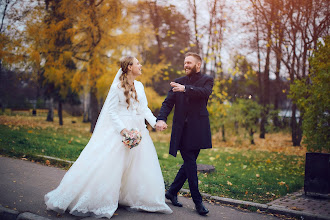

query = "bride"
[44,56,172,218]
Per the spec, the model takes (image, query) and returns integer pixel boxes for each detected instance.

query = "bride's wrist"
[120,129,128,136]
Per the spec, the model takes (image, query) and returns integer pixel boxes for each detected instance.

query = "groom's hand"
[170,82,185,92]
[156,120,167,131]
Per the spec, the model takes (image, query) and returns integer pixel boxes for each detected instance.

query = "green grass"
[156,142,304,203]
[0,120,305,204]
[0,124,89,161]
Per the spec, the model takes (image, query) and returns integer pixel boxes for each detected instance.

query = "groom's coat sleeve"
[157,88,176,122]
[184,77,214,99]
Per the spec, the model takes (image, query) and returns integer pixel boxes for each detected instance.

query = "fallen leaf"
[290,207,304,211]
[227,181,233,186]
[256,174,260,178]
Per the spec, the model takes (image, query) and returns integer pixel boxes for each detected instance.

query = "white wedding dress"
[44,75,172,218]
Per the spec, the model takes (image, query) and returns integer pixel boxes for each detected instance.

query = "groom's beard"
[185,65,197,76]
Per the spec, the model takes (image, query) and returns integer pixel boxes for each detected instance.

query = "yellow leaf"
[278,181,285,185]
[266,159,271,163]
[227,181,233,186]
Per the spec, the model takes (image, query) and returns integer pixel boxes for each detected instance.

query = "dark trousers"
[168,149,202,204]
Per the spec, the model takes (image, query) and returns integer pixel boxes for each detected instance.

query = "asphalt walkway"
[0,156,329,220]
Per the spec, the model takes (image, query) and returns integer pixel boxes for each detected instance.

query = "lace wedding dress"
[44,71,172,218]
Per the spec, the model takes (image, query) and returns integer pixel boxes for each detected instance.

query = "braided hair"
[119,56,139,109]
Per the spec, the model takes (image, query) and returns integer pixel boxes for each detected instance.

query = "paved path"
[0,156,281,220]
[269,189,330,217]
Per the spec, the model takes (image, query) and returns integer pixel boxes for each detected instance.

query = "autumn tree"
[133,1,191,95]
[248,0,276,139]
[33,0,132,131]
[290,37,330,152]
[0,0,34,110]
[203,0,226,79]
[279,0,329,145]
[187,0,201,54]
[245,0,329,145]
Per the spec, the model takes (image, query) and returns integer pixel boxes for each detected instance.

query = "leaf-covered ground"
[0,114,305,203]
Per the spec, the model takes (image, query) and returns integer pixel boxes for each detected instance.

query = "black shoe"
[165,191,183,207]
[195,202,209,215]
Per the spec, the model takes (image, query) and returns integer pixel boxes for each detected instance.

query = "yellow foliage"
[136,61,169,85]
[143,86,164,112]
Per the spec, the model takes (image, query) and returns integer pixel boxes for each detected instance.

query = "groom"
[156,52,214,215]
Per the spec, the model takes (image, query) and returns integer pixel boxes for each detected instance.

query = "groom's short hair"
[185,52,202,64]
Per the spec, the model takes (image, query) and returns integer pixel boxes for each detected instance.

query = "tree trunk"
[260,16,272,139]
[147,1,162,62]
[90,88,99,133]
[221,124,226,142]
[250,128,255,145]
[259,111,266,139]
[46,98,54,121]
[254,11,264,138]
[83,91,90,122]
[0,59,3,112]
[58,100,63,126]
[273,74,281,128]
[291,103,300,146]
[189,0,200,53]
[273,37,283,128]
[297,115,303,145]
[234,121,239,135]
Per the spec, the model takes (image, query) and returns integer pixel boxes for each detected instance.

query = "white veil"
[91,68,123,135]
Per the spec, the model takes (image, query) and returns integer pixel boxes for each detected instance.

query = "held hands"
[170,82,185,92]
[155,120,168,131]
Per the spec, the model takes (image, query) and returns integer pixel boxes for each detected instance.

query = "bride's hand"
[120,128,129,136]
[156,120,167,131]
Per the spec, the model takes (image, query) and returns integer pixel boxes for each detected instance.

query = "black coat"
[157,72,214,157]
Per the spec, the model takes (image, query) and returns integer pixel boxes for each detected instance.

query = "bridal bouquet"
[122,128,142,149]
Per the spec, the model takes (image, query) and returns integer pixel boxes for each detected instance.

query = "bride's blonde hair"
[119,56,138,109]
